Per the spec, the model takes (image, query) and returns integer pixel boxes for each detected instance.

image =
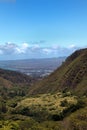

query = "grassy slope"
[29,48,87,96]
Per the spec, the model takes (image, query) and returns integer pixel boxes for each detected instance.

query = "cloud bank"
[0,42,82,60]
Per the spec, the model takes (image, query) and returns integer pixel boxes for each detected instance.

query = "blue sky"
[0,0,87,60]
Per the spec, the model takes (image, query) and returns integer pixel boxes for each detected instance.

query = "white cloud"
[0,42,83,60]
[0,42,29,55]
[31,44,40,51]
[15,43,29,54]
[15,48,23,54]
[52,45,60,50]
[0,50,3,54]
[0,43,17,54]
[68,44,76,49]
[42,48,52,54]
[22,43,29,49]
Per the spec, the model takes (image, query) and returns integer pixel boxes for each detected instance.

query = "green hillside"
[29,48,87,96]
[0,48,87,130]
[0,69,34,98]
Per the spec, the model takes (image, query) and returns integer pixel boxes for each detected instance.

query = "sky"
[0,0,87,60]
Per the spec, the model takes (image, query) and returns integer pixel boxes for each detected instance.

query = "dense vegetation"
[0,89,86,130]
[0,48,87,130]
[0,91,86,130]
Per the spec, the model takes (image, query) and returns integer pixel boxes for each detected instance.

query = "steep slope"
[29,48,87,96]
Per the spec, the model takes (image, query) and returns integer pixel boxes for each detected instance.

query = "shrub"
[51,112,64,121]
[62,99,85,117]
[60,99,68,107]
[0,102,7,113]
[18,119,37,130]
[9,102,17,108]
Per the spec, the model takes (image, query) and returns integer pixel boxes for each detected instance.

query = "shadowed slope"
[0,69,34,98]
[0,68,34,86]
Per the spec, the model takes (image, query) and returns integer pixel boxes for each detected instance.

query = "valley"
[0,0,87,129]
[0,49,87,130]
[0,57,65,78]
